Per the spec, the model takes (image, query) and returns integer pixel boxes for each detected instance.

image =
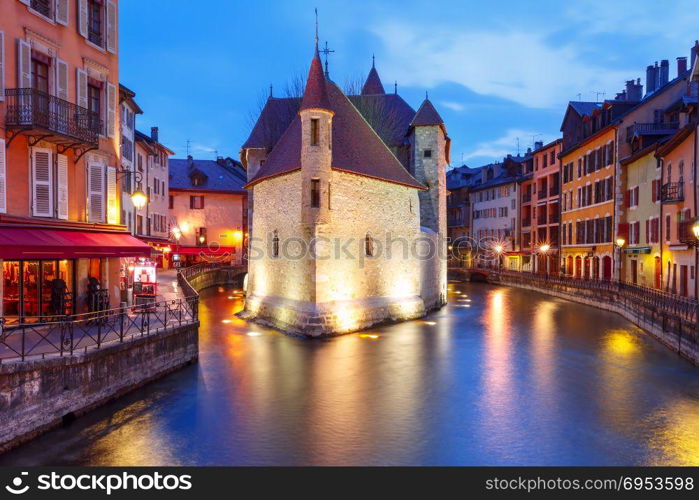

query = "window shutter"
[0,139,6,213]
[624,189,630,207]
[32,148,53,217]
[55,0,69,25]
[57,153,69,219]
[78,0,88,38]
[106,0,117,53]
[645,220,649,244]
[106,166,118,224]
[651,180,656,202]
[76,68,87,108]
[88,163,104,222]
[55,58,68,100]
[106,82,116,137]
[0,31,5,101]
[18,39,31,88]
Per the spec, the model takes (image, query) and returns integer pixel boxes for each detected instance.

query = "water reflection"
[1,283,698,466]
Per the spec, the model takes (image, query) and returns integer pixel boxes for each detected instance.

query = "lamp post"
[539,243,551,278]
[616,237,625,283]
[172,226,182,267]
[115,167,148,211]
[494,244,504,273]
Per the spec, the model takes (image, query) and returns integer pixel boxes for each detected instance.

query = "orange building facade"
[560,124,617,280]
[0,0,149,323]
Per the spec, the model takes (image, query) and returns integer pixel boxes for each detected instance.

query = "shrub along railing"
[0,297,198,363]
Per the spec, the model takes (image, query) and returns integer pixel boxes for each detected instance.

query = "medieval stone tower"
[239,34,449,335]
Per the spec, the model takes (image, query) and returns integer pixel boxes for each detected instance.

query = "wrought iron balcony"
[549,186,559,196]
[537,214,548,225]
[522,193,532,203]
[537,189,547,199]
[5,88,101,148]
[627,121,679,142]
[661,181,684,203]
[522,217,531,227]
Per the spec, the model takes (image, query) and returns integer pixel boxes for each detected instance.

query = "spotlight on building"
[539,243,550,253]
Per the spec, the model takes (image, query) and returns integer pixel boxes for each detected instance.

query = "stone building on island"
[239,38,449,336]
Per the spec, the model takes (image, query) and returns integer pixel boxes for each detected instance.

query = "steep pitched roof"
[246,79,425,190]
[347,93,415,147]
[410,98,444,127]
[568,101,601,116]
[300,47,331,111]
[169,158,247,193]
[362,65,386,95]
[241,97,300,150]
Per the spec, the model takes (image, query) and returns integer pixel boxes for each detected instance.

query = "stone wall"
[0,323,199,453]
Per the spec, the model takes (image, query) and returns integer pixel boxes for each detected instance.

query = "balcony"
[522,193,532,203]
[661,181,684,203]
[549,186,559,196]
[537,190,547,199]
[522,217,531,228]
[5,88,101,149]
[448,216,467,227]
[537,215,548,226]
[627,121,679,142]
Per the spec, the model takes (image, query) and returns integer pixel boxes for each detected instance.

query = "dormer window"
[310,118,319,146]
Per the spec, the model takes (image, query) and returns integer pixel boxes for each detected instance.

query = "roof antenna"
[394,81,397,95]
[425,90,429,100]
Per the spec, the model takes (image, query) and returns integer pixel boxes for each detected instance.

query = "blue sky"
[120,0,699,168]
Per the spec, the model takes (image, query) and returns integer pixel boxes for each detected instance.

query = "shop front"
[0,227,150,324]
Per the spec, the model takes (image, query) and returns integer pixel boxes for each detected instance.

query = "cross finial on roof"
[321,40,335,79]
[372,53,375,68]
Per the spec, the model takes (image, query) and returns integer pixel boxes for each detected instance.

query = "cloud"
[463,129,557,161]
[370,22,633,109]
[438,101,465,112]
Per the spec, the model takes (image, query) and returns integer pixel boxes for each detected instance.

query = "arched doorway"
[567,256,573,276]
[602,256,612,280]
[575,256,582,278]
[593,257,600,280]
[654,256,661,289]
[583,257,591,280]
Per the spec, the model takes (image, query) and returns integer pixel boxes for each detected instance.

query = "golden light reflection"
[647,400,699,466]
[358,333,379,340]
[604,330,641,357]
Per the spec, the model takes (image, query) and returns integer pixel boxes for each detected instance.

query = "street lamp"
[539,243,551,278]
[494,244,504,273]
[130,190,148,210]
[616,238,625,283]
[692,221,699,240]
[115,167,148,210]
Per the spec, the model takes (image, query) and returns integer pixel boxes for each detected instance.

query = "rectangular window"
[88,83,101,119]
[190,195,204,209]
[424,149,432,158]
[169,195,174,209]
[311,179,320,208]
[88,0,103,46]
[30,0,52,18]
[31,57,49,93]
[310,118,319,146]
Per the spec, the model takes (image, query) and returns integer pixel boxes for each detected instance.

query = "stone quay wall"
[0,322,199,453]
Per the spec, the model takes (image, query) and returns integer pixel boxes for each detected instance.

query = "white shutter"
[88,163,104,222]
[18,39,31,88]
[55,58,68,100]
[0,139,6,213]
[57,153,69,219]
[106,166,118,224]
[78,0,88,39]
[32,148,53,217]
[106,0,117,54]
[76,68,87,109]
[106,82,116,138]
[55,0,69,26]
[0,31,5,101]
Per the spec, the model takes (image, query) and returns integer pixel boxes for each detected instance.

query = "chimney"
[625,79,643,101]
[150,126,159,143]
[534,140,543,150]
[646,64,657,94]
[659,59,669,87]
[187,155,193,168]
[691,41,699,70]
[677,57,688,77]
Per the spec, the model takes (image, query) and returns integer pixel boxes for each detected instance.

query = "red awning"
[173,246,236,256]
[0,228,151,259]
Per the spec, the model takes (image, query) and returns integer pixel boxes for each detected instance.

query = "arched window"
[365,234,374,257]
[272,230,279,258]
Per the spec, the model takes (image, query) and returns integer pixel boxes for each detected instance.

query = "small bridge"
[178,263,247,294]
[448,267,498,283]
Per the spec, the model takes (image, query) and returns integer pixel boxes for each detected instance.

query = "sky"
[120,0,699,168]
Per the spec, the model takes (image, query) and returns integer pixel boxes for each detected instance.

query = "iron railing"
[522,193,532,203]
[5,88,101,146]
[628,121,680,140]
[0,297,198,363]
[661,181,684,203]
[496,270,699,322]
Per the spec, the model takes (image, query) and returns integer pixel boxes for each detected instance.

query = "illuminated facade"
[240,42,448,336]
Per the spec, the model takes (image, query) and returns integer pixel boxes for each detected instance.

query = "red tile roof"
[300,48,331,111]
[410,98,444,127]
[246,79,425,190]
[362,66,386,95]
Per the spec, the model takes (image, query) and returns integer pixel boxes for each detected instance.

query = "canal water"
[2,282,698,466]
